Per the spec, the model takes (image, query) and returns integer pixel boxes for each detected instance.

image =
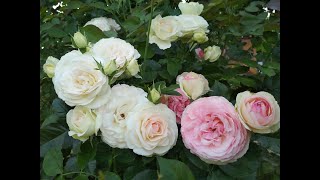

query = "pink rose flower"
[181,96,250,165]
[161,88,191,124]
[235,91,280,134]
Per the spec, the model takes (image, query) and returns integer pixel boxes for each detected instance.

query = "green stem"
[144,0,155,62]
[128,0,132,13]
[61,171,97,178]
[112,148,117,173]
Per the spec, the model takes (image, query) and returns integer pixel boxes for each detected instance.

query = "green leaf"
[240,59,258,68]
[132,169,158,180]
[207,169,233,180]
[89,2,109,11]
[210,81,230,100]
[104,171,121,180]
[157,157,195,180]
[183,148,209,171]
[115,149,137,164]
[40,131,67,157]
[52,98,69,118]
[64,156,78,173]
[80,25,107,43]
[142,156,155,165]
[103,30,118,38]
[259,67,276,77]
[77,141,97,170]
[47,27,67,38]
[252,135,280,155]
[88,160,97,174]
[240,11,268,26]
[158,70,172,80]
[123,16,141,32]
[161,84,180,95]
[263,61,280,70]
[96,143,113,170]
[41,114,59,128]
[123,165,145,180]
[55,175,65,180]
[43,148,63,176]
[237,77,257,88]
[167,60,182,77]
[40,22,54,33]
[74,174,88,180]
[67,1,83,9]
[219,150,260,178]
[245,1,265,13]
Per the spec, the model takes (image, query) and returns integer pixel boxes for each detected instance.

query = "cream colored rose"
[43,56,59,78]
[53,50,111,109]
[84,17,121,32]
[176,72,210,100]
[149,15,182,50]
[204,45,222,62]
[235,91,280,134]
[66,106,101,142]
[178,2,204,15]
[96,84,148,148]
[176,15,209,37]
[125,103,178,156]
[91,38,140,69]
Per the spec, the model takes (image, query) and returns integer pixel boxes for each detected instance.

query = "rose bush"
[41,0,280,179]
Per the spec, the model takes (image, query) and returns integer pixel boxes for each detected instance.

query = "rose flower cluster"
[43,1,280,165]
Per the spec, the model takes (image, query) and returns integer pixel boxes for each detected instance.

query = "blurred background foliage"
[40,0,280,179]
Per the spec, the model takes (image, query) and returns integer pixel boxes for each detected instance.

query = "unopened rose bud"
[204,45,222,62]
[126,59,140,76]
[195,48,205,60]
[73,32,88,48]
[104,60,117,75]
[192,31,208,43]
[43,56,59,78]
[148,88,161,104]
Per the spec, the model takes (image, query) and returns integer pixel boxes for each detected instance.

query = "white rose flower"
[125,103,178,156]
[53,50,111,109]
[149,15,182,50]
[176,15,209,37]
[178,2,204,15]
[204,45,222,62]
[43,56,59,78]
[97,84,148,148]
[176,72,210,100]
[84,17,121,32]
[67,106,101,142]
[91,38,140,69]
[106,18,121,31]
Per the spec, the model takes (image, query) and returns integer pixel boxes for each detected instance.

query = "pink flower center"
[249,98,272,117]
[184,74,197,80]
[199,116,225,146]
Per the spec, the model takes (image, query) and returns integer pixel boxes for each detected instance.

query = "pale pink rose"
[176,72,210,100]
[195,48,205,60]
[181,96,250,165]
[235,91,280,134]
[161,88,191,124]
